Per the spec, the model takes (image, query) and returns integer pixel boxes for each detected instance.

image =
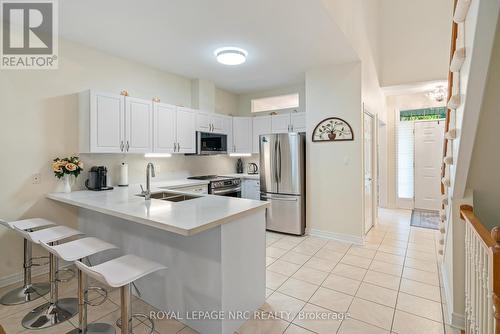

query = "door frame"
[363,108,376,234]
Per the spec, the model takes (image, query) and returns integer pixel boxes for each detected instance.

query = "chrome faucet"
[141,162,156,200]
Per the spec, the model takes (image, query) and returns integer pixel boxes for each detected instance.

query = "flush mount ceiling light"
[214,47,248,65]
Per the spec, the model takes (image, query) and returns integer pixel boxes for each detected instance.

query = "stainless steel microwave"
[196,132,228,155]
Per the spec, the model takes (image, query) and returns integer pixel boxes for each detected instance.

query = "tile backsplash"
[76,154,241,188]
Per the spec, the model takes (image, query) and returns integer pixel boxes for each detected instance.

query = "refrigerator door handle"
[274,139,279,185]
[277,140,282,183]
[261,195,298,202]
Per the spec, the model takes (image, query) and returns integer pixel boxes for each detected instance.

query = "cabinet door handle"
[177,143,180,152]
[126,141,130,152]
[120,141,124,152]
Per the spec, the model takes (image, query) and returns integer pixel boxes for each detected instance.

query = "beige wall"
[466,22,500,230]
[306,62,363,240]
[385,92,445,208]
[379,0,453,86]
[321,0,386,123]
[0,39,238,282]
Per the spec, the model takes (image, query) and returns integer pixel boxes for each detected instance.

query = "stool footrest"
[116,314,154,334]
[85,286,108,307]
[55,267,75,283]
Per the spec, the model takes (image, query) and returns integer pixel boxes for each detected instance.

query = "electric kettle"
[247,163,258,175]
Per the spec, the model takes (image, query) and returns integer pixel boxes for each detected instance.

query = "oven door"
[211,186,241,197]
[197,132,228,155]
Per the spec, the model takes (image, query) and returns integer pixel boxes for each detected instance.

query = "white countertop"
[47,180,268,236]
[222,173,260,180]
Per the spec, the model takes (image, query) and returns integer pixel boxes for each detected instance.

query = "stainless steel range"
[187,175,241,197]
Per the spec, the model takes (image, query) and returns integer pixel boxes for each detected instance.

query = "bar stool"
[41,237,119,334]
[12,224,84,329]
[75,255,166,334]
[0,218,54,305]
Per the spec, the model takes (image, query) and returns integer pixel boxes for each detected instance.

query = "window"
[251,93,299,113]
[400,107,446,121]
[397,120,415,199]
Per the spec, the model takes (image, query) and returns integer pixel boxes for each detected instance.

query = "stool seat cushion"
[75,255,166,288]
[40,237,118,262]
[8,218,55,230]
[14,225,83,244]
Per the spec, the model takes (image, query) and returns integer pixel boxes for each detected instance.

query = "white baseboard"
[309,229,364,245]
[441,262,465,330]
[450,312,465,329]
[0,263,72,288]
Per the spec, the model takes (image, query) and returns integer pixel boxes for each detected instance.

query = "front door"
[415,120,445,210]
[364,112,374,233]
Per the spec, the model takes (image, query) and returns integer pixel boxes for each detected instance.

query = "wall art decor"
[312,117,354,142]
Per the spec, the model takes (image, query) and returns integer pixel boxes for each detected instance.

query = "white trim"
[0,263,72,288]
[309,229,364,245]
[441,262,465,330]
[382,80,447,96]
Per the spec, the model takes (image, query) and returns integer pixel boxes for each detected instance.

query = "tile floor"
[0,209,462,334]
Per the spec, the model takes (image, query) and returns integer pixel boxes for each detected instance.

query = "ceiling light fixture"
[214,47,248,65]
[427,86,447,102]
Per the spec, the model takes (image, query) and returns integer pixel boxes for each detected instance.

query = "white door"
[223,116,233,149]
[232,117,252,153]
[252,116,272,153]
[125,97,153,153]
[290,112,306,132]
[90,91,124,153]
[364,112,374,233]
[153,103,176,153]
[271,113,291,133]
[415,120,445,210]
[176,107,197,153]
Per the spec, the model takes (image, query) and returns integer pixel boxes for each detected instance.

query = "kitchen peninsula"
[48,181,268,334]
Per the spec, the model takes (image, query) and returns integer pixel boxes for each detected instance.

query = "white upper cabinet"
[252,116,272,154]
[271,113,291,134]
[176,107,197,153]
[125,97,153,153]
[153,103,177,153]
[271,112,306,134]
[80,90,125,153]
[212,114,225,133]
[290,112,306,132]
[232,117,252,153]
[196,112,226,133]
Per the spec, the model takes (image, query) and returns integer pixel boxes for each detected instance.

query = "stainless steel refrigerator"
[259,133,306,235]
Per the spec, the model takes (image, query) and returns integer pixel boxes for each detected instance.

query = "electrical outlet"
[32,173,41,184]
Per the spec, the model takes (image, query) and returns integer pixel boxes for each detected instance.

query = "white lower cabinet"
[242,179,260,200]
[231,117,252,154]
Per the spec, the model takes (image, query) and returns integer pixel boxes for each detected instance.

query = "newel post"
[491,226,500,334]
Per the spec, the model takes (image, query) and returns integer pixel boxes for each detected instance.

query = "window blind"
[397,121,414,199]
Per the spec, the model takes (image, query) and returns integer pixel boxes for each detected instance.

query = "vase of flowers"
[52,156,84,193]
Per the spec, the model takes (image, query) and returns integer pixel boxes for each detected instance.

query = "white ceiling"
[59,0,357,94]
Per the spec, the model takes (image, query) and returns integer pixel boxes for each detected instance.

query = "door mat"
[410,209,440,230]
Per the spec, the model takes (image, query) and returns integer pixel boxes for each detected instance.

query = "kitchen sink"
[136,191,200,202]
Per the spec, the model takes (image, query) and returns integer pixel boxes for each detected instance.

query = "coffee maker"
[85,166,113,191]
